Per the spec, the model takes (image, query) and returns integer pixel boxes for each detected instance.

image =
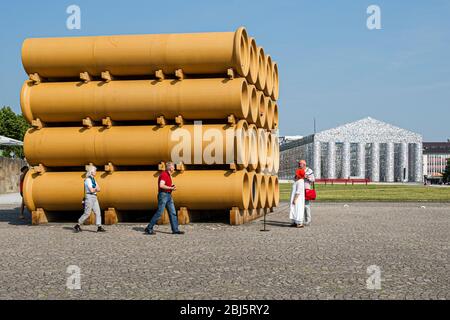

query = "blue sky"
[0,0,449,140]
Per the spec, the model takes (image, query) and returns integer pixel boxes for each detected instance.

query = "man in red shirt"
[144,162,184,235]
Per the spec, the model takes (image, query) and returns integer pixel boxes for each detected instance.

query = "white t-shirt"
[84,178,97,195]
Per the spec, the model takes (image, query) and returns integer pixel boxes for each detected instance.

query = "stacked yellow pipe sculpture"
[21,27,280,225]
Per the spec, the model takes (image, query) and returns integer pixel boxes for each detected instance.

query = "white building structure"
[279,117,423,182]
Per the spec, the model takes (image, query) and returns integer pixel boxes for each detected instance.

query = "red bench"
[316,178,370,185]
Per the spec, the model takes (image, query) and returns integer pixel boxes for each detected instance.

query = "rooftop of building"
[280,117,423,151]
[423,142,450,154]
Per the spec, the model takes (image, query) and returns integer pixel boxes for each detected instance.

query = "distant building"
[279,135,303,146]
[280,117,423,182]
[423,142,450,183]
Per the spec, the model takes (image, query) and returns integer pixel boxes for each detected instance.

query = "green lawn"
[280,183,450,202]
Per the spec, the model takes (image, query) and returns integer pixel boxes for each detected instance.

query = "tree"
[0,106,30,159]
[443,158,450,184]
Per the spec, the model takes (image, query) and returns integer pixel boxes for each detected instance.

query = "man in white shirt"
[298,160,314,226]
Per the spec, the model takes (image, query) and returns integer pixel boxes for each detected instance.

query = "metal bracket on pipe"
[29,73,43,84]
[155,69,165,81]
[32,208,48,225]
[31,118,45,130]
[101,71,114,82]
[105,208,120,225]
[33,164,47,175]
[229,163,237,172]
[227,114,236,126]
[227,68,235,79]
[102,117,113,129]
[80,72,92,83]
[177,207,190,225]
[156,116,166,127]
[175,69,185,80]
[176,163,185,172]
[104,162,116,173]
[229,207,244,225]
[82,117,94,128]
[175,115,184,127]
[158,162,166,171]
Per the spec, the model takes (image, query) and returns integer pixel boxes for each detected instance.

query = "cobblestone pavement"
[0,202,448,300]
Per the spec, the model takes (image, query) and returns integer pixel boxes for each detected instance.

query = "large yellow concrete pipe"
[255,91,266,129]
[21,78,257,124]
[23,169,252,212]
[263,55,274,97]
[24,121,250,168]
[22,27,250,78]
[264,175,274,208]
[255,47,266,91]
[273,136,280,174]
[271,62,279,101]
[272,102,279,129]
[247,124,258,171]
[246,37,258,85]
[266,132,274,173]
[255,174,267,209]
[248,171,259,209]
[271,175,280,207]
[265,97,274,130]
[257,128,268,172]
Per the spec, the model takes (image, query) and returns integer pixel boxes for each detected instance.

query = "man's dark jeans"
[147,192,179,233]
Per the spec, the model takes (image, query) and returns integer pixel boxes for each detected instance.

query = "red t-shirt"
[158,171,173,193]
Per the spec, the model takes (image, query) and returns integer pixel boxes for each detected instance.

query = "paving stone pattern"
[0,202,448,300]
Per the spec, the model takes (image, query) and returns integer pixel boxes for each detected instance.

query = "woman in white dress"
[289,169,306,228]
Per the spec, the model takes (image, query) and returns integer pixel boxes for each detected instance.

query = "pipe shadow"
[0,207,31,226]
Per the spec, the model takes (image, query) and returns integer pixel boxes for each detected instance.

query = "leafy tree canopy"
[0,106,30,159]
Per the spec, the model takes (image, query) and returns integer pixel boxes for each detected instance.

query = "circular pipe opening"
[273,137,280,174]
[256,91,266,128]
[242,171,250,209]
[240,81,250,120]
[247,85,258,124]
[255,47,266,91]
[249,172,258,209]
[247,124,258,171]
[265,175,274,208]
[257,128,268,171]
[271,176,279,207]
[265,98,274,130]
[272,102,279,129]
[20,81,34,124]
[257,174,267,209]
[271,62,279,101]
[235,120,249,169]
[23,169,36,211]
[266,132,274,173]
[234,27,250,77]
[264,55,273,97]
[246,38,258,85]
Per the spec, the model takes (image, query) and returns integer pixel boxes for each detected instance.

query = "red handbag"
[305,183,317,201]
